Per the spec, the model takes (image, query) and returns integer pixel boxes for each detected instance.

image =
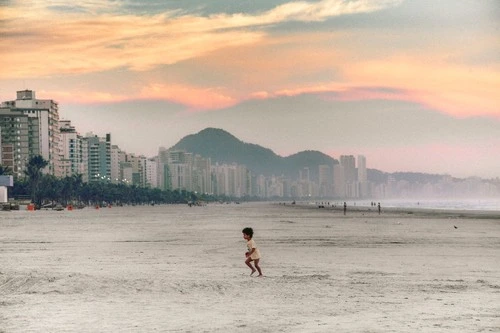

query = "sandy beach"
[1,202,499,332]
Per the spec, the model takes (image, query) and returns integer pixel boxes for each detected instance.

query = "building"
[339,155,358,198]
[59,120,85,178]
[83,133,111,182]
[340,155,356,184]
[333,164,346,198]
[157,147,169,190]
[357,155,370,198]
[318,164,333,197]
[191,154,212,194]
[1,90,62,177]
[357,155,367,183]
[0,108,30,178]
[110,145,126,184]
[165,150,193,191]
[145,156,158,188]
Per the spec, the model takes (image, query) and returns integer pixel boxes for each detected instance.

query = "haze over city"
[1,0,499,179]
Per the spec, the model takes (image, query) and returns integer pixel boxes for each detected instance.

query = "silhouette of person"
[343,202,347,215]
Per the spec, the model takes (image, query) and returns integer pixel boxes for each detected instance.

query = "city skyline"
[1,0,499,178]
[1,89,498,200]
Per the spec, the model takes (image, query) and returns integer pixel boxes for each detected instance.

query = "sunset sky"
[1,0,499,178]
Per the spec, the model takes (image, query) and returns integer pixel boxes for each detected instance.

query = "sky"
[1,0,499,179]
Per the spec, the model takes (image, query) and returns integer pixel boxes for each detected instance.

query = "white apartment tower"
[110,145,126,183]
[1,90,62,177]
[340,155,356,183]
[145,157,158,188]
[192,154,212,194]
[357,155,367,182]
[59,120,84,178]
[318,164,333,197]
[333,164,346,198]
[357,155,370,198]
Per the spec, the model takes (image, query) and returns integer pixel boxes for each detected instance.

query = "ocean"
[305,198,500,211]
[365,198,500,211]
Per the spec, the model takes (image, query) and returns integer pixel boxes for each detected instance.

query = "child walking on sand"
[242,227,263,277]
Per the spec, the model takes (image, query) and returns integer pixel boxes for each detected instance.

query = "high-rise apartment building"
[340,155,356,183]
[333,164,346,198]
[145,157,158,188]
[357,155,370,198]
[1,90,61,177]
[157,147,169,190]
[83,133,111,182]
[192,154,212,194]
[357,155,367,183]
[318,164,333,197]
[212,162,250,198]
[0,108,30,178]
[110,145,126,183]
[299,167,310,182]
[59,120,85,178]
[165,150,193,191]
[127,154,147,186]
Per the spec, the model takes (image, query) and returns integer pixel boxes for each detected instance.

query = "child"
[242,227,263,277]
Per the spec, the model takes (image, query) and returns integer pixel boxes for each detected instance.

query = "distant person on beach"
[242,227,263,277]
[343,202,347,215]
[378,202,381,214]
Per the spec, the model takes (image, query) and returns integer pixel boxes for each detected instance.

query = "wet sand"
[1,203,499,332]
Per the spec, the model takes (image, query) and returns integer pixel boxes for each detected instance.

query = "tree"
[24,155,48,206]
[0,165,12,175]
[60,174,83,205]
[39,175,61,204]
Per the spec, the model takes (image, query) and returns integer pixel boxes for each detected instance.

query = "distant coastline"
[276,200,500,219]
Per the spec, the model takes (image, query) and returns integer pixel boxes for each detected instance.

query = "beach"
[1,202,499,332]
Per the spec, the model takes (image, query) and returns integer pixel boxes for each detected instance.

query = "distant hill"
[171,128,337,180]
[171,127,450,184]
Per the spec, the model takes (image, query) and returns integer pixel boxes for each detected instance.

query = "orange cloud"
[0,0,402,79]
[38,90,129,104]
[37,83,238,111]
[138,84,238,111]
[0,13,264,78]
[3,1,497,119]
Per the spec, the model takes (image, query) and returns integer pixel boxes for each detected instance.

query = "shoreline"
[274,201,500,219]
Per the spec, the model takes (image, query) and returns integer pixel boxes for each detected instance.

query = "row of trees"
[3,156,215,207]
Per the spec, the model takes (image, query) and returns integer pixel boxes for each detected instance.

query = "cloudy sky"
[1,0,499,178]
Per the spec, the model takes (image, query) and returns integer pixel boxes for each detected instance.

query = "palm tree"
[0,165,12,176]
[24,155,48,206]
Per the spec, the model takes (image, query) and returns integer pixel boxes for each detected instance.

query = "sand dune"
[1,203,499,332]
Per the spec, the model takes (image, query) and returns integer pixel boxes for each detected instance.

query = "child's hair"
[242,227,253,238]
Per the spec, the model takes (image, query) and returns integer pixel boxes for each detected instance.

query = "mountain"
[171,128,337,180]
[170,128,457,184]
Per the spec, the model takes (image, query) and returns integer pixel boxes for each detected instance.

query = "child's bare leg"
[254,259,263,276]
[245,257,256,275]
